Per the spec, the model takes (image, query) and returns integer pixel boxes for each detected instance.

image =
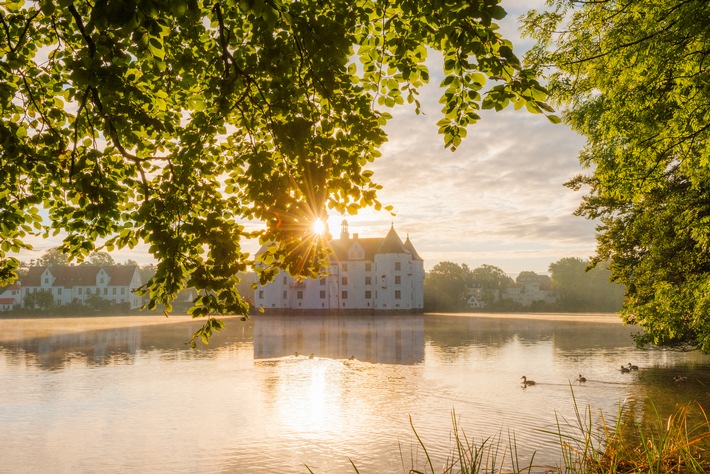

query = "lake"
[1,313,709,473]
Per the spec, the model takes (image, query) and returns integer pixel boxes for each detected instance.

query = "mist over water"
[1,313,708,473]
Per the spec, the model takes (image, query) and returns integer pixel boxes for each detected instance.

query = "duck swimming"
[620,365,631,373]
[627,363,639,371]
[578,374,587,383]
[521,376,536,387]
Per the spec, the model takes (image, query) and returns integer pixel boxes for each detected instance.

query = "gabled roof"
[21,265,139,287]
[104,266,140,286]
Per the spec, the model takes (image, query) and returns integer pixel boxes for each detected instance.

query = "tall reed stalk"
[544,385,710,473]
[316,388,710,473]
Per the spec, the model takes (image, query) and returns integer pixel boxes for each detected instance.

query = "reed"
[324,388,710,473]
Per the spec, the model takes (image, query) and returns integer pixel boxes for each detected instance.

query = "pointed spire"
[377,225,407,254]
[403,235,423,261]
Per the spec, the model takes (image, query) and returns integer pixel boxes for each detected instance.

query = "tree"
[87,251,116,266]
[523,1,710,351]
[1,1,554,341]
[37,247,70,266]
[515,270,550,290]
[469,264,513,306]
[470,264,513,291]
[424,261,473,312]
[23,290,55,311]
[549,257,624,313]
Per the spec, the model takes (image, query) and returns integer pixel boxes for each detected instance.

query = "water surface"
[1,313,708,473]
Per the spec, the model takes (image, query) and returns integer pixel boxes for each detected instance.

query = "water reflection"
[0,317,254,370]
[1,314,710,473]
[253,314,424,364]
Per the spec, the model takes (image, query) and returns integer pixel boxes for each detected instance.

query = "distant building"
[255,221,424,313]
[21,265,143,309]
[502,282,556,307]
[0,283,21,311]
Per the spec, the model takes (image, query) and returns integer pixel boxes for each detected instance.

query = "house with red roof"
[21,265,143,309]
[0,283,21,311]
[255,221,424,313]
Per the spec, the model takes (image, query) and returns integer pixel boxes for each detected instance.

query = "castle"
[255,221,424,313]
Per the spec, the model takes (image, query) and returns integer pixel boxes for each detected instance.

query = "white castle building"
[255,221,424,313]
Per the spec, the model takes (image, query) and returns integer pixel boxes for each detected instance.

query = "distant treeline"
[424,258,625,313]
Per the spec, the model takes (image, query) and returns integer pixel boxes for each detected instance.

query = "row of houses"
[0,265,143,310]
[466,282,557,309]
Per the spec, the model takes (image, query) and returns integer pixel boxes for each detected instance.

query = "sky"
[15,1,597,277]
[321,1,595,275]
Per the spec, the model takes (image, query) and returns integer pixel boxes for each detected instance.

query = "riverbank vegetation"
[397,395,710,473]
[424,259,624,314]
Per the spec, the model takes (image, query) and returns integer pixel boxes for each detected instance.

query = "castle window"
[320,290,326,299]
[78,288,83,295]
[395,275,401,285]
[258,290,264,299]
[395,262,401,271]
[365,276,371,285]
[365,290,372,299]
[342,291,348,299]
[342,263,348,271]
[297,290,303,300]
[320,278,326,286]
[395,290,401,300]
[365,263,371,271]
[342,276,348,285]
[283,291,287,299]
[283,276,287,285]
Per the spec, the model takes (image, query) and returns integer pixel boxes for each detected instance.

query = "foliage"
[549,257,624,313]
[424,261,473,311]
[87,251,115,266]
[515,270,551,290]
[22,289,54,310]
[550,389,710,474]
[470,263,513,291]
[522,1,710,351]
[36,247,69,266]
[1,0,554,340]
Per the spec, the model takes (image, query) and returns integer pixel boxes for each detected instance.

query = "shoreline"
[426,311,624,324]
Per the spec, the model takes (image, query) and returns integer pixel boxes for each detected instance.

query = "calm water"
[1,313,709,473]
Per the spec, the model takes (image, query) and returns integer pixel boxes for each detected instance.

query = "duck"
[627,363,639,371]
[620,365,631,373]
[578,374,587,383]
[521,376,536,387]
[674,375,688,383]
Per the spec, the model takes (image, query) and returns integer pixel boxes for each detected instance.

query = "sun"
[312,219,327,236]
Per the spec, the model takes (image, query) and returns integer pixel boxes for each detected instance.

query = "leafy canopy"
[523,1,710,351]
[1,0,553,334]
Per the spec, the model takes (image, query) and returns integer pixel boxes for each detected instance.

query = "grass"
[550,386,710,473]
[325,387,710,474]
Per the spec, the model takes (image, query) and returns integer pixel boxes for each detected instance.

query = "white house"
[21,265,143,309]
[255,221,424,313]
[0,283,21,311]
[502,282,557,307]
